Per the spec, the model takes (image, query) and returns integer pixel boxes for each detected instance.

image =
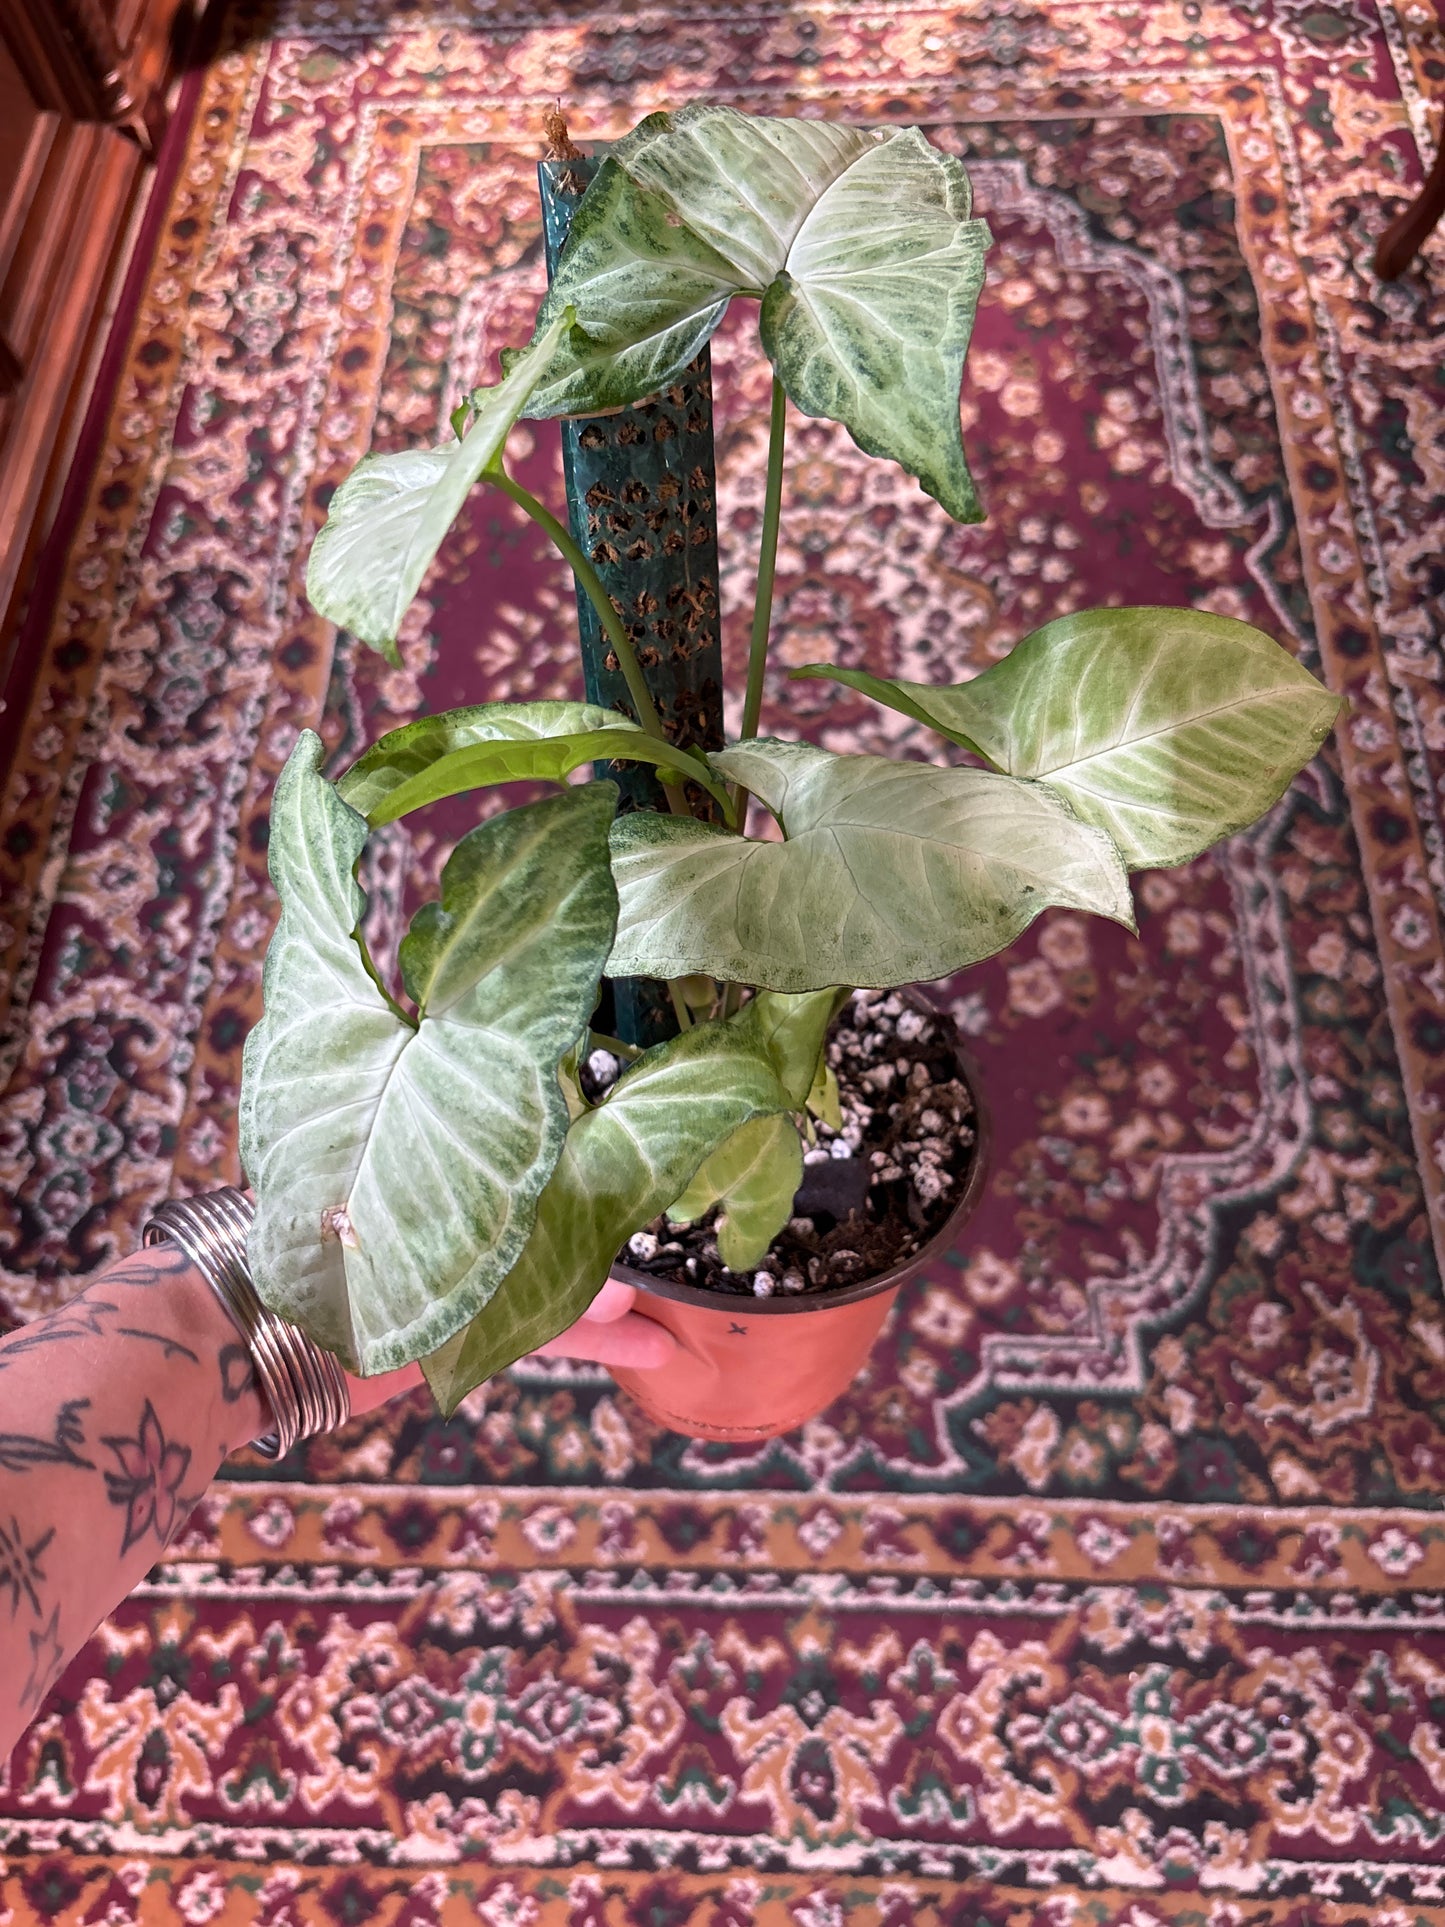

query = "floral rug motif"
[3,0,1445,1918]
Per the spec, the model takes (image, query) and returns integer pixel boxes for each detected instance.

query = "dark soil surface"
[601,989,979,1300]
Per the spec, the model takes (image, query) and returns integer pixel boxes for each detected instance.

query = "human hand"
[531,1277,676,1370]
[342,1278,676,1418]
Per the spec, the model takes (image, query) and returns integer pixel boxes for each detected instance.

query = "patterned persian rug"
[2,0,1445,1918]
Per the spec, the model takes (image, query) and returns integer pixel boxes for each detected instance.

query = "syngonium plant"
[239,105,1342,1415]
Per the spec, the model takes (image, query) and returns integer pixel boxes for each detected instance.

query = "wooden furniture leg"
[1376,117,1445,280]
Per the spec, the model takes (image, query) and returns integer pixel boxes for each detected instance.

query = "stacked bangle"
[142,1188,351,1458]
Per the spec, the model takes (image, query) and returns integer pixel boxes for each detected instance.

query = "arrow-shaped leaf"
[305,307,571,656]
[758,125,989,524]
[794,609,1344,868]
[511,106,990,521]
[421,987,835,1413]
[606,739,1135,992]
[666,1110,804,1271]
[239,731,618,1374]
[338,699,729,826]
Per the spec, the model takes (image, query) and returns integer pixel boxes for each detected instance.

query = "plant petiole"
[487,464,692,818]
[351,922,417,1029]
[732,374,788,830]
[740,376,787,744]
[588,1031,642,1061]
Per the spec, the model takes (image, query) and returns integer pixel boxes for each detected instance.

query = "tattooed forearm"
[0,1300,118,1367]
[2,1245,274,1757]
[115,1328,201,1363]
[219,1343,256,1403]
[105,1249,194,1290]
[102,1400,194,1555]
[0,1400,94,1473]
[19,1605,63,1717]
[0,1517,53,1619]
[1,1293,203,1373]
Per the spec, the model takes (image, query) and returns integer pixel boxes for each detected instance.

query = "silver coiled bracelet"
[142,1187,351,1458]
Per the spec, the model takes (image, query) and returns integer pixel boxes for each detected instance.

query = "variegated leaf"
[666,1111,805,1271]
[794,609,1344,868]
[606,739,1134,991]
[239,732,618,1374]
[510,106,990,520]
[337,699,727,825]
[421,988,835,1412]
[305,308,570,655]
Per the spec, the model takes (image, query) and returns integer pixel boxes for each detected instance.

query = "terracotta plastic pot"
[608,994,992,1441]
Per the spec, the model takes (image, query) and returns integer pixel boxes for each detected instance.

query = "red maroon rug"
[1,1,1444,1919]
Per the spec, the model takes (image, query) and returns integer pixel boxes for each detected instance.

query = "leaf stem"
[667,980,695,1032]
[740,376,787,743]
[488,466,691,816]
[588,1031,642,1061]
[352,925,417,1029]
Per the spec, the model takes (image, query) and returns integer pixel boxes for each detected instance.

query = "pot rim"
[611,987,992,1317]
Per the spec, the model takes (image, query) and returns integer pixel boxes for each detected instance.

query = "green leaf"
[788,662,994,760]
[758,125,989,523]
[807,1057,842,1133]
[794,609,1344,869]
[506,151,743,418]
[305,307,571,655]
[420,987,835,1413]
[337,698,730,825]
[339,701,637,818]
[239,732,618,1374]
[666,1111,804,1271]
[606,739,1134,992]
[747,981,850,1105]
[558,1039,588,1123]
[511,106,990,520]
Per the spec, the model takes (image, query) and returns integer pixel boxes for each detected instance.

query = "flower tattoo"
[102,1401,193,1554]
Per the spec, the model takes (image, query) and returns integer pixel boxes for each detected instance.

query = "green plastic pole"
[538,155,726,1048]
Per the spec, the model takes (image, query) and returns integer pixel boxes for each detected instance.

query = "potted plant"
[239,104,1341,1441]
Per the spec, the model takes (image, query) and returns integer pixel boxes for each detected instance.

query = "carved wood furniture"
[0,0,198,699]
